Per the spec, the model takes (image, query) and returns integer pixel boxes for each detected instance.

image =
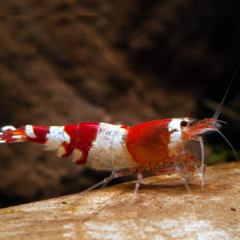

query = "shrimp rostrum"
[0,77,237,204]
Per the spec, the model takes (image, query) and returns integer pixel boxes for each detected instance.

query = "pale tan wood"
[0,162,240,240]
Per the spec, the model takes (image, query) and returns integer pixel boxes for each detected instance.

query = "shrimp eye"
[180,120,188,127]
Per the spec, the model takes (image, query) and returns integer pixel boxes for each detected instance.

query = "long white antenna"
[213,65,240,120]
[215,128,238,159]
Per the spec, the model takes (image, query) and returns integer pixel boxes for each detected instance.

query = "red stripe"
[62,124,78,158]
[26,126,49,144]
[75,122,100,164]
[61,123,100,164]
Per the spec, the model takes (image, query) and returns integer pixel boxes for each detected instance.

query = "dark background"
[0,1,240,208]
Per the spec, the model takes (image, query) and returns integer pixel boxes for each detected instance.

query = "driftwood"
[0,162,240,239]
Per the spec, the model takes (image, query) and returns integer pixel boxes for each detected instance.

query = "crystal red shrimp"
[0,72,237,204]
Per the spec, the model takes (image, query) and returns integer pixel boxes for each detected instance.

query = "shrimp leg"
[149,165,193,199]
[80,165,138,196]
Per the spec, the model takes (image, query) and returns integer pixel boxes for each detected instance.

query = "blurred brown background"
[0,1,240,208]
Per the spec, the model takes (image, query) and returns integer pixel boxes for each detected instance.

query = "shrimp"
[0,71,237,204]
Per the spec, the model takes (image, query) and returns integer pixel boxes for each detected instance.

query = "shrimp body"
[0,117,209,203]
[0,119,199,170]
[0,68,238,204]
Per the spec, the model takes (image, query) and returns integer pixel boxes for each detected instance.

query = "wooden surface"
[0,162,240,240]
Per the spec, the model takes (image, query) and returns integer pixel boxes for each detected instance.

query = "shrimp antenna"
[211,65,240,160]
[213,64,240,120]
[215,128,238,159]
